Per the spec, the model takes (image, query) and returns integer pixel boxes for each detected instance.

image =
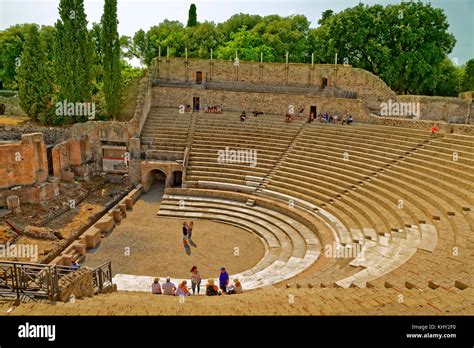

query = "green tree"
[101,0,122,117]
[253,15,311,63]
[186,21,225,58]
[216,27,274,62]
[125,21,186,65]
[187,4,197,27]
[461,59,474,92]
[17,25,53,121]
[217,13,262,39]
[309,3,456,95]
[0,24,36,89]
[54,0,95,122]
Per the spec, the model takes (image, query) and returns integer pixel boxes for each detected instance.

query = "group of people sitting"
[313,113,353,124]
[204,104,222,114]
[151,266,243,296]
[240,108,265,122]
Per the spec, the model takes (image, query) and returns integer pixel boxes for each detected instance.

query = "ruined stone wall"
[156,58,472,122]
[395,95,471,123]
[0,133,48,189]
[57,268,94,302]
[152,86,368,119]
[0,124,69,144]
[157,58,395,105]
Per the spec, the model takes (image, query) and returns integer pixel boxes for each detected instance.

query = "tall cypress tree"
[17,25,53,121]
[101,0,122,118]
[187,4,197,27]
[54,0,94,122]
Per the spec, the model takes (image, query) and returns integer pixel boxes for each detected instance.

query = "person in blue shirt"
[71,260,80,271]
[219,267,229,294]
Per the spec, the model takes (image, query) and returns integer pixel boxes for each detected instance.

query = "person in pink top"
[151,278,162,295]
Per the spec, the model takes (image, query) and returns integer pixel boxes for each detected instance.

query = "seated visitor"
[342,116,347,125]
[347,115,353,124]
[430,123,440,134]
[206,279,220,296]
[226,278,243,295]
[151,277,162,295]
[240,111,247,122]
[162,277,177,296]
[285,113,292,122]
[333,115,339,122]
[204,104,209,113]
[309,111,315,123]
[299,107,305,118]
[176,280,191,297]
[71,260,80,271]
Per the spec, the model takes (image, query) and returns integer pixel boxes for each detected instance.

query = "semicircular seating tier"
[139,107,474,293]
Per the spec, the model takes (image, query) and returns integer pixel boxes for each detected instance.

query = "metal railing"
[92,262,113,294]
[0,261,74,301]
[0,260,114,302]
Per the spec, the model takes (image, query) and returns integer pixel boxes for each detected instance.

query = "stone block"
[112,209,122,222]
[61,171,75,182]
[72,242,86,256]
[94,217,114,234]
[6,195,20,210]
[83,227,102,248]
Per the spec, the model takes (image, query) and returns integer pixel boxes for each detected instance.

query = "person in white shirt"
[162,277,177,296]
[151,277,162,294]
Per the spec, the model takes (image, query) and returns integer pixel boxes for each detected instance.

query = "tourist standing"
[188,221,194,240]
[190,266,201,295]
[219,267,229,294]
[182,221,188,247]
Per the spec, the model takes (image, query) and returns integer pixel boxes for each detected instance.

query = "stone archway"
[141,161,184,193]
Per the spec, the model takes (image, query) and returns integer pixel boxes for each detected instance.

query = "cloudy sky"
[1,0,472,65]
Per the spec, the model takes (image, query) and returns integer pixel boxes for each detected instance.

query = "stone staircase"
[124,107,474,313]
[156,194,321,290]
[255,121,306,194]
[140,107,192,154]
[2,285,472,315]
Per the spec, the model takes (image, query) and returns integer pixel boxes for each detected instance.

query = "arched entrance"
[142,169,166,202]
[172,171,183,187]
[141,161,184,192]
